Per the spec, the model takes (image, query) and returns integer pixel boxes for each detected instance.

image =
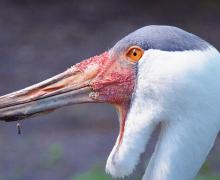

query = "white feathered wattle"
[106,47,220,180]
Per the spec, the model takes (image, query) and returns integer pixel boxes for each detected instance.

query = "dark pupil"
[133,51,137,56]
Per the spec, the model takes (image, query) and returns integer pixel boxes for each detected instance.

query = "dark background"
[0,0,219,179]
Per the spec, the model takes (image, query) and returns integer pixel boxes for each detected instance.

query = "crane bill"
[0,65,98,122]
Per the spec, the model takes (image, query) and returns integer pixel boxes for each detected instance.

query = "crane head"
[0,47,140,120]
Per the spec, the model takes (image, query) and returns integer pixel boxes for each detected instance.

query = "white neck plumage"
[106,47,220,180]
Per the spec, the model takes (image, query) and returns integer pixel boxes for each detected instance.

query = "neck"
[143,118,219,180]
[142,48,220,180]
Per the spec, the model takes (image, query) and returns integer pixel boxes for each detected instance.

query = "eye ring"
[126,46,144,62]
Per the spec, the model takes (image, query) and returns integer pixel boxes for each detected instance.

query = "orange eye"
[126,46,144,62]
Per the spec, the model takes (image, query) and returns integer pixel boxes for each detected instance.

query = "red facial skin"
[75,51,136,146]
[75,51,136,104]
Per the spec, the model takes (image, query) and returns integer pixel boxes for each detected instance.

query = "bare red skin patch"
[114,103,130,145]
[75,52,109,72]
[74,51,136,104]
[74,51,136,148]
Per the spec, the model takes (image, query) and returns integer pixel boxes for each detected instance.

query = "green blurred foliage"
[43,143,63,169]
[199,161,211,174]
[196,175,220,180]
[197,160,220,180]
[71,166,112,180]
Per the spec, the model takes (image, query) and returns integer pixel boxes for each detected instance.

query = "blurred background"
[0,0,219,179]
